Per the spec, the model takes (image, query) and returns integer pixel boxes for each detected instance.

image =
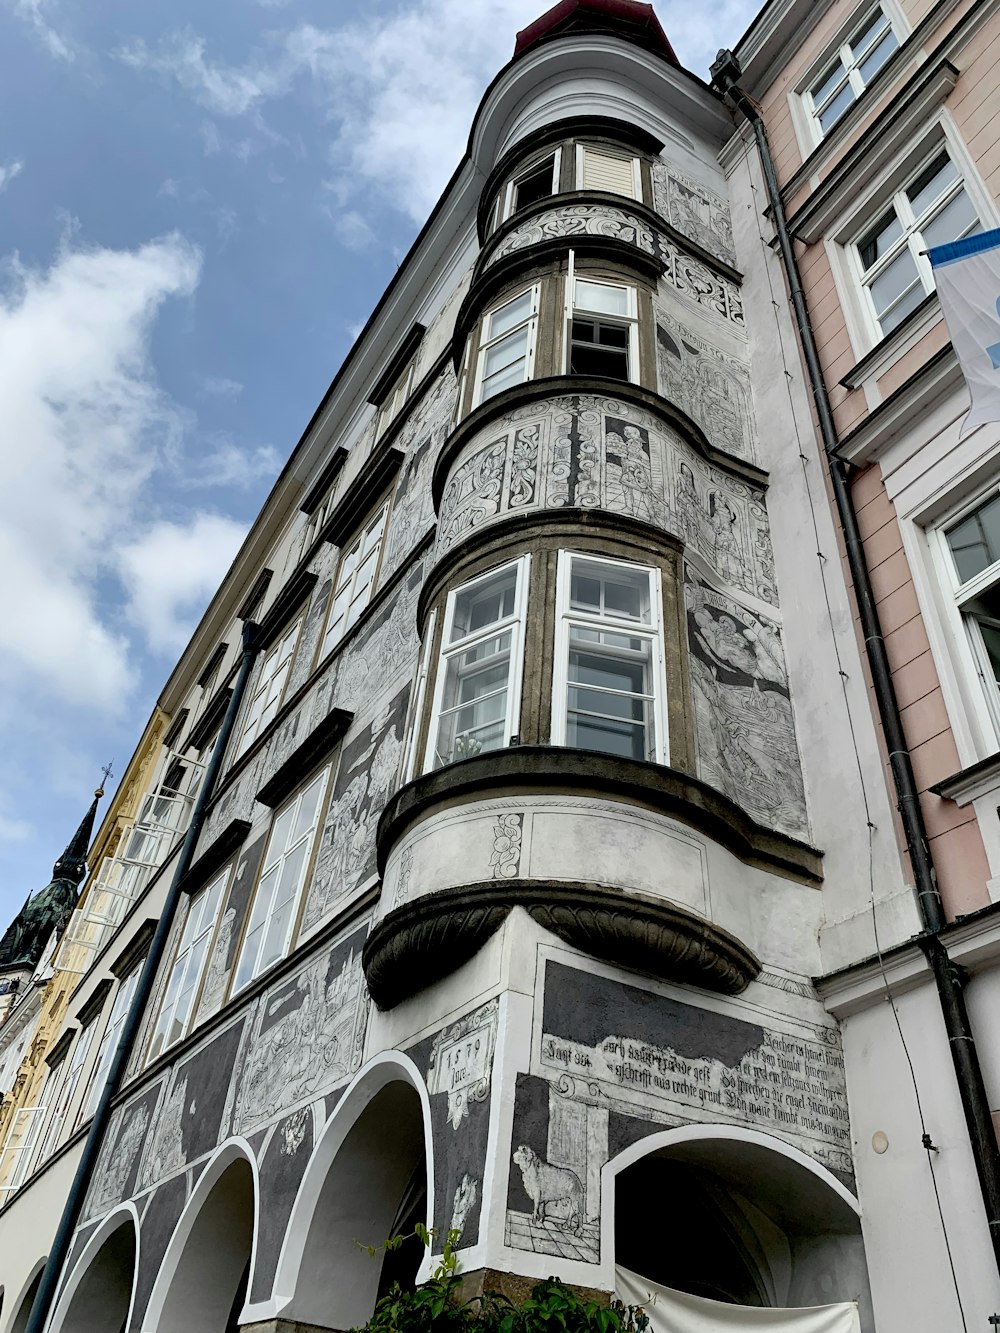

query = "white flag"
[929,227,1000,439]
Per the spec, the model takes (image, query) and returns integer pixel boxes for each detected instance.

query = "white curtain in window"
[615,1266,860,1332]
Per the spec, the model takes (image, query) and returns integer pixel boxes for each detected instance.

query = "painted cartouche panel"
[409,997,499,1250]
[436,394,774,604]
[249,1101,318,1302]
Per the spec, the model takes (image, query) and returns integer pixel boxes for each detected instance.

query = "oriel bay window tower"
[9,3,966,1332]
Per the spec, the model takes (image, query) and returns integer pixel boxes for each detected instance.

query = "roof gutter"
[710,48,1000,1280]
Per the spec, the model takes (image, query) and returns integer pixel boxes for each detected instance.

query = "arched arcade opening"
[274,1060,432,1331]
[611,1130,872,1329]
[48,1214,136,1333]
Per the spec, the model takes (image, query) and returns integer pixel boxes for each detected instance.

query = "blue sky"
[0,0,759,924]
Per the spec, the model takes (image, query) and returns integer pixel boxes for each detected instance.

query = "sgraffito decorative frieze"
[651,163,736,268]
[503,954,850,1265]
[483,201,743,330]
[655,307,758,463]
[437,395,773,604]
[686,568,808,840]
[486,203,658,266]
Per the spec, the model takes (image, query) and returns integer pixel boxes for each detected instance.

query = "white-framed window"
[236,620,301,757]
[575,144,641,200]
[232,768,330,994]
[852,145,982,337]
[565,270,639,383]
[937,485,1000,737]
[36,1024,95,1163]
[551,552,668,763]
[78,966,142,1127]
[0,1104,48,1199]
[472,286,540,407]
[425,558,530,770]
[803,5,899,141]
[494,150,561,227]
[319,503,389,660]
[147,867,229,1063]
[377,360,416,437]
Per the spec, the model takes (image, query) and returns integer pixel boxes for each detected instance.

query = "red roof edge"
[514,0,678,66]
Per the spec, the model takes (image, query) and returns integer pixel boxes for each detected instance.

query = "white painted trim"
[139,1137,261,1333]
[551,551,669,764]
[46,1203,140,1333]
[471,285,540,409]
[424,555,530,772]
[264,1050,435,1322]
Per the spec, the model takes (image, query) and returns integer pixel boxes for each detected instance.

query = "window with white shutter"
[576,145,641,200]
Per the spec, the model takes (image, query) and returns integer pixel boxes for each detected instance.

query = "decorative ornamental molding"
[363,880,762,1009]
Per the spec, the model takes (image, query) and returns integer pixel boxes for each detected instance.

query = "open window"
[425,558,530,770]
[319,503,389,661]
[472,286,541,406]
[147,866,230,1062]
[937,484,1000,740]
[566,272,639,383]
[36,1023,95,1163]
[493,151,561,229]
[232,768,330,994]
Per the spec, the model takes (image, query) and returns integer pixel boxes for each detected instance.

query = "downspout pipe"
[710,49,1000,1276]
[26,620,262,1333]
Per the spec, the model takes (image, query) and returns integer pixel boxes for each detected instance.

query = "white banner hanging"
[615,1265,860,1333]
[928,227,1000,439]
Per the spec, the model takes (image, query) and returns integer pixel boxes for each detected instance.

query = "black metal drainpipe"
[711,50,1000,1278]
[26,620,262,1333]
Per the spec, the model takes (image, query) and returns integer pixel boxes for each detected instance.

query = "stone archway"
[270,1054,433,1331]
[607,1127,872,1329]
[142,1144,256,1333]
[48,1210,137,1333]
[7,1262,44,1333]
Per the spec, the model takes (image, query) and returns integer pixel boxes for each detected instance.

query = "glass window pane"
[858,29,897,84]
[481,358,528,400]
[947,494,1000,582]
[483,326,529,377]
[869,247,920,317]
[908,154,958,218]
[567,713,649,760]
[569,561,650,622]
[811,57,847,108]
[921,188,979,252]
[978,620,1000,686]
[574,280,630,317]
[849,7,889,58]
[818,82,855,132]
[859,210,903,269]
[569,649,649,697]
[487,291,533,340]
[879,280,926,333]
[274,839,308,911]
[451,568,518,640]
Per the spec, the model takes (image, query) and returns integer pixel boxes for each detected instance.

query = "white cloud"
[115,1,761,233]
[119,513,248,655]
[115,29,291,117]
[12,0,74,61]
[180,435,280,488]
[0,160,24,193]
[0,233,201,710]
[199,374,244,399]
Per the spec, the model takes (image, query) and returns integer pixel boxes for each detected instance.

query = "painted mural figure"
[674,461,702,546]
[512,1145,585,1233]
[707,491,741,585]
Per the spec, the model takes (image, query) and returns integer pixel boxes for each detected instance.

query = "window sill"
[930,751,1000,806]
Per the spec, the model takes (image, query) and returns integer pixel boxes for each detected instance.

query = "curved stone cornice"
[452,234,666,369]
[415,508,682,634]
[477,191,743,288]
[431,376,769,514]
[476,116,665,240]
[362,880,762,1009]
[376,748,823,885]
